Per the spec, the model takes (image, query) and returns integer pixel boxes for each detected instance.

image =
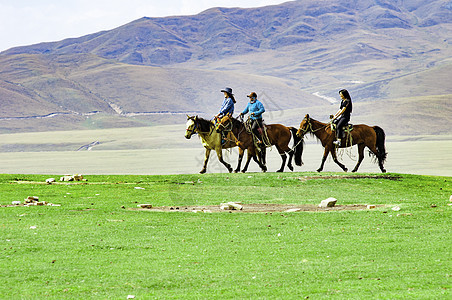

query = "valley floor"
[0,139,450,177]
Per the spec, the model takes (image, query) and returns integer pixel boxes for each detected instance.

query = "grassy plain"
[0,172,451,299]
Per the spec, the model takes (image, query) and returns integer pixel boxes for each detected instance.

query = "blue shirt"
[218,97,234,116]
[242,99,265,120]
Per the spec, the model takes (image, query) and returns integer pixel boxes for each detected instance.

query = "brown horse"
[216,115,303,172]
[296,114,387,173]
[185,116,266,173]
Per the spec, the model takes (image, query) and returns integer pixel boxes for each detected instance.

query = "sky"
[0,0,289,52]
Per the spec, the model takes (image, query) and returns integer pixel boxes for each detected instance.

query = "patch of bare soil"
[130,203,374,213]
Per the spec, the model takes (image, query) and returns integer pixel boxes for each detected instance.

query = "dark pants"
[335,116,349,139]
[251,118,263,140]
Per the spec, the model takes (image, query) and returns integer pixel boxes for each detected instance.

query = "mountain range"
[1,0,451,135]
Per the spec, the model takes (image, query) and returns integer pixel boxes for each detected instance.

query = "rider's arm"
[333,107,346,119]
[219,98,233,115]
[241,103,250,115]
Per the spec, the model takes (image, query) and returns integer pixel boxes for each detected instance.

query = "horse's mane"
[194,117,214,133]
[306,117,328,142]
[229,116,244,128]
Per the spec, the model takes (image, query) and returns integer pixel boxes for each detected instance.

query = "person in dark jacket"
[240,92,265,145]
[331,89,353,146]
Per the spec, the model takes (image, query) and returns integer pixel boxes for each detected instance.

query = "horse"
[215,114,304,172]
[185,116,267,174]
[296,114,387,173]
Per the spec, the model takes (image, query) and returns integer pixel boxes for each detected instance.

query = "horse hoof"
[276,169,283,173]
[316,169,322,172]
[344,168,348,172]
[288,165,294,171]
[352,169,357,173]
[382,169,387,173]
[234,169,239,173]
[199,169,206,174]
[241,170,247,173]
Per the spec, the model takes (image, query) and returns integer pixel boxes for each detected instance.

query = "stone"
[138,204,153,209]
[46,178,55,184]
[367,205,376,209]
[319,197,337,208]
[220,202,243,210]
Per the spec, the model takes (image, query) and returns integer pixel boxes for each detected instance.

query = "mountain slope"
[0,0,451,134]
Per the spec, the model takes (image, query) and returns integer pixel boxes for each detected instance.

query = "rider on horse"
[240,92,265,145]
[331,89,353,147]
[216,87,236,144]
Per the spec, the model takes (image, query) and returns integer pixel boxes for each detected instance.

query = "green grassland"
[0,172,451,299]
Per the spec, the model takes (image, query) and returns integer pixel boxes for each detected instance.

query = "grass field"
[0,172,451,299]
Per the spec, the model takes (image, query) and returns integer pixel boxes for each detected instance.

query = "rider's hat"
[221,87,233,95]
[247,92,257,98]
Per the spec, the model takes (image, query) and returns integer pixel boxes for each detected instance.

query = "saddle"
[245,119,270,148]
[331,123,354,138]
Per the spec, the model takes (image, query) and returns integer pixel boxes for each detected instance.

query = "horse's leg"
[331,148,348,172]
[200,148,211,174]
[215,148,233,173]
[317,148,329,172]
[247,148,267,172]
[281,140,294,171]
[275,146,287,172]
[368,144,387,173]
[242,151,253,173]
[352,143,365,173]
[287,151,294,171]
[235,148,244,173]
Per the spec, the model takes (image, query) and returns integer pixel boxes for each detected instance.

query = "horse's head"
[185,115,197,139]
[296,114,311,137]
[215,113,233,133]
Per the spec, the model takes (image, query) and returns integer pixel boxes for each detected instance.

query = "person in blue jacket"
[216,87,236,145]
[216,87,236,119]
[240,92,265,145]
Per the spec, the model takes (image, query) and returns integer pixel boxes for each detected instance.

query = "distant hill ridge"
[0,0,451,134]
[3,0,452,65]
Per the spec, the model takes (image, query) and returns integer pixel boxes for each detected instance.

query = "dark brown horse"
[296,114,387,173]
[216,115,303,172]
[185,116,266,173]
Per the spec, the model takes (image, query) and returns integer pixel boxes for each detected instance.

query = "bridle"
[186,121,198,136]
[298,117,329,136]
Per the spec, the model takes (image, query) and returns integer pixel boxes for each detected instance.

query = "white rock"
[392,206,401,211]
[138,204,152,209]
[285,208,301,212]
[449,195,452,202]
[46,178,55,184]
[12,201,21,205]
[220,202,243,210]
[319,197,337,208]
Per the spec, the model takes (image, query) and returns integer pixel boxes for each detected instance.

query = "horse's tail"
[289,127,304,166]
[372,126,387,163]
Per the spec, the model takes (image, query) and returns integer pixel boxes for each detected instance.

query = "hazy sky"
[0,0,289,52]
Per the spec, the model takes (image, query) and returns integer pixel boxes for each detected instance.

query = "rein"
[300,118,330,135]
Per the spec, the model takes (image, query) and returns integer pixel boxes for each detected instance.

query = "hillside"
[0,0,451,134]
